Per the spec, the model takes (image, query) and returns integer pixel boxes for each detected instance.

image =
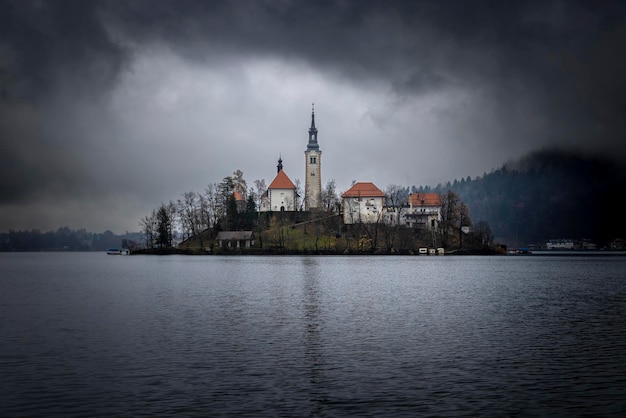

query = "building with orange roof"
[233,190,246,213]
[341,182,386,224]
[260,157,299,212]
[404,192,442,229]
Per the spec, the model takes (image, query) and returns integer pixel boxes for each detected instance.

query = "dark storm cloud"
[3,0,625,119]
[0,0,127,100]
[108,0,626,150]
[1,0,625,232]
[0,0,129,206]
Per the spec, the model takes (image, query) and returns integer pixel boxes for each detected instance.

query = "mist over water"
[2,253,626,416]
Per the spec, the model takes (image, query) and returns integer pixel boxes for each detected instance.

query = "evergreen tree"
[244,194,257,229]
[156,204,172,248]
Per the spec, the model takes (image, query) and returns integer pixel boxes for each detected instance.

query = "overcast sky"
[1,0,625,233]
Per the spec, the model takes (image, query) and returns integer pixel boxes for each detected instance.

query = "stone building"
[341,182,386,224]
[304,104,322,211]
[404,193,442,229]
[215,231,254,249]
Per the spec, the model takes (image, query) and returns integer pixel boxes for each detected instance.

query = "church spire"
[304,104,322,211]
[277,154,283,173]
[307,103,319,151]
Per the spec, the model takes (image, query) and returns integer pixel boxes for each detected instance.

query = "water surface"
[1,253,625,416]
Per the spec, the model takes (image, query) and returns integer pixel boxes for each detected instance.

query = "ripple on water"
[1,254,626,416]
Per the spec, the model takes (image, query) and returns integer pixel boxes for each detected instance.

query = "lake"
[1,253,625,416]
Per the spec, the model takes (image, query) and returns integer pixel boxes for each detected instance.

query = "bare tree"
[439,190,471,249]
[254,179,267,212]
[385,184,405,226]
[343,194,359,224]
[473,220,494,249]
[321,179,340,213]
[458,201,472,249]
[177,191,199,240]
[205,183,220,228]
[362,207,384,253]
[294,178,303,211]
[139,209,157,249]
[167,200,178,242]
[439,190,459,249]
[197,193,210,232]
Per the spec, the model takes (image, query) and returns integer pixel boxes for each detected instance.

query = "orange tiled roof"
[409,193,442,206]
[268,170,296,190]
[233,190,244,201]
[341,182,386,198]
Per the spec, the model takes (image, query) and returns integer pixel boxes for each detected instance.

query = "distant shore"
[125,248,626,256]
[130,247,503,256]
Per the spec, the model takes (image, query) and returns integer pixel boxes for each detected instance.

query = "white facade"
[403,193,442,230]
[260,162,298,212]
[341,182,387,224]
[546,239,575,250]
[343,196,385,224]
[261,187,298,212]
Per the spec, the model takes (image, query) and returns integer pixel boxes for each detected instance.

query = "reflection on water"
[301,257,325,411]
[1,253,626,416]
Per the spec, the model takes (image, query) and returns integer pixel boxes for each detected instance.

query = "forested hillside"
[0,228,142,252]
[419,149,626,247]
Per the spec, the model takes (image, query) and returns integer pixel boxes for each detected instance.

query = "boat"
[508,247,532,255]
[106,248,121,255]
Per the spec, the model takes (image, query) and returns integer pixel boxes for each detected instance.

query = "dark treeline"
[414,148,626,247]
[0,228,142,252]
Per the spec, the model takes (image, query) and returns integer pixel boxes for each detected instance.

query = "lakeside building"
[545,239,575,250]
[341,182,386,224]
[215,231,254,249]
[404,193,442,230]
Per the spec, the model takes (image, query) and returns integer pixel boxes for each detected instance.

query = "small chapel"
[259,157,298,212]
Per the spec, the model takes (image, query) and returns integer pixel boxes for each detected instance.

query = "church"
[259,156,298,212]
[260,105,322,212]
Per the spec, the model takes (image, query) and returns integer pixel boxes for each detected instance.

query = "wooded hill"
[178,211,496,255]
[418,148,626,248]
[0,228,143,252]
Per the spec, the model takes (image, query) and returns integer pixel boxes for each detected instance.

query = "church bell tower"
[304,103,322,211]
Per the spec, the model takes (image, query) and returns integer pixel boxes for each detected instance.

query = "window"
[310,172,315,176]
[310,156,317,164]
